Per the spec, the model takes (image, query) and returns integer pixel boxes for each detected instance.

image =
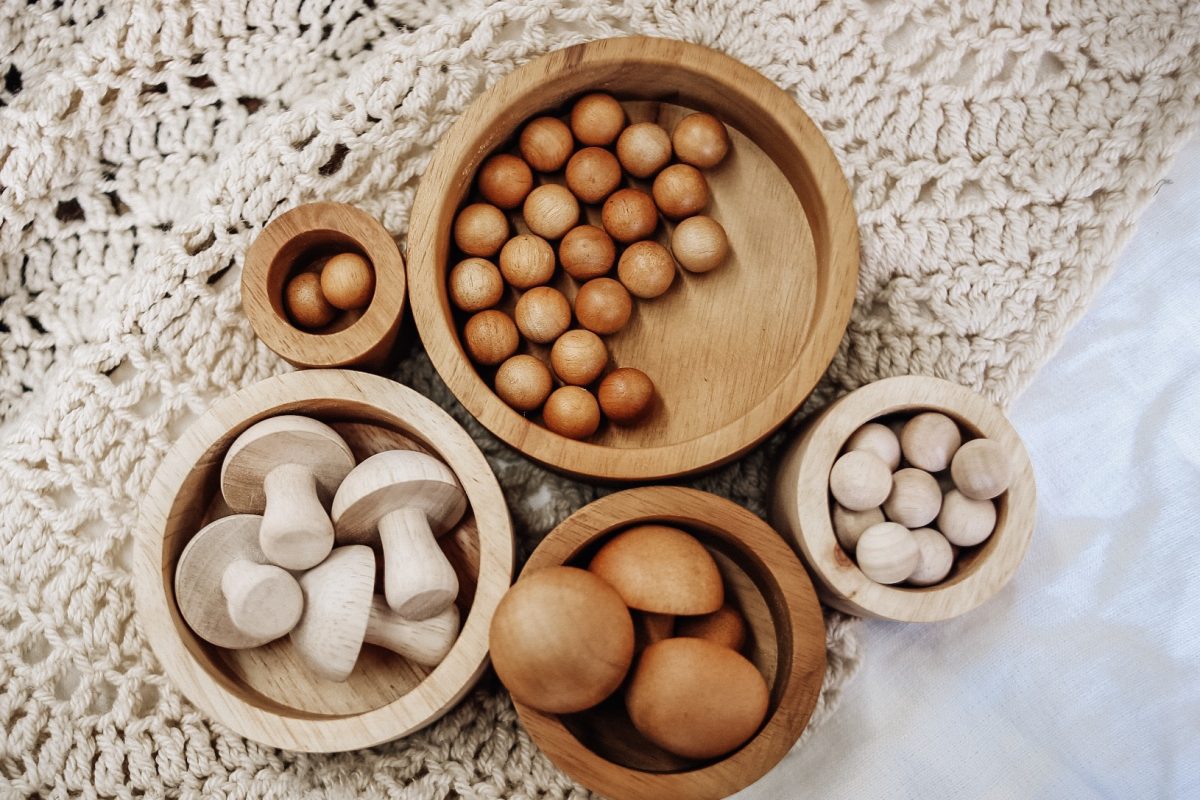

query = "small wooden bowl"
[771,376,1036,622]
[134,370,514,751]
[513,487,826,800]
[409,37,858,481]
[242,202,406,370]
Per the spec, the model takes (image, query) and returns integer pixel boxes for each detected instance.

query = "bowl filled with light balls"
[771,375,1037,622]
[409,36,859,481]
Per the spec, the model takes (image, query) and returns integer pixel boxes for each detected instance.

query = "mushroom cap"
[587,524,724,615]
[290,545,376,682]
[331,450,467,545]
[221,415,355,512]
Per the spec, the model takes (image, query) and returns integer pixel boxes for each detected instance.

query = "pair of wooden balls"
[284,252,375,329]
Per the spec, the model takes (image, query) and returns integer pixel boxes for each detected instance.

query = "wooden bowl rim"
[512,486,827,800]
[133,370,514,751]
[786,375,1036,622]
[408,36,859,481]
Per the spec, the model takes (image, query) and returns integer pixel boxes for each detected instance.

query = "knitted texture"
[1,0,1197,796]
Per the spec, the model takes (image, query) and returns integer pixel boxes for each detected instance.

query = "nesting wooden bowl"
[133,370,514,751]
[410,37,858,481]
[771,375,1036,622]
[242,202,406,370]
[512,487,826,800]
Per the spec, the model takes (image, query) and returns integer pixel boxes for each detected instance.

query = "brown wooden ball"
[515,286,572,344]
[574,278,632,336]
[550,329,608,386]
[616,122,672,179]
[463,309,519,366]
[617,241,676,299]
[559,225,615,280]
[319,252,374,310]
[285,272,336,329]
[498,234,556,289]
[519,116,574,172]
[601,188,658,244]
[671,215,728,273]
[542,386,601,440]
[652,163,710,220]
[494,354,553,412]
[454,203,509,257]
[448,257,504,312]
[523,184,580,240]
[598,367,654,424]
[565,147,622,204]
[570,93,625,146]
[477,153,534,209]
[672,112,730,169]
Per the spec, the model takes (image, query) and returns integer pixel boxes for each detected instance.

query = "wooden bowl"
[133,370,514,751]
[409,37,858,481]
[771,375,1036,622]
[512,487,826,800]
[242,202,406,370]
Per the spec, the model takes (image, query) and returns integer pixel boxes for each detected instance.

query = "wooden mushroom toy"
[221,415,355,571]
[290,545,460,682]
[174,515,304,649]
[332,450,467,619]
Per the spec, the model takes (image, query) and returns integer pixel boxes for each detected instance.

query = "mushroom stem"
[378,507,459,619]
[364,596,460,667]
[220,559,303,642]
[260,462,335,570]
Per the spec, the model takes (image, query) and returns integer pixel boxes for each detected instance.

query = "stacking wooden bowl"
[409,37,858,481]
[771,375,1036,622]
[133,370,514,751]
[242,202,406,370]
[512,487,826,800]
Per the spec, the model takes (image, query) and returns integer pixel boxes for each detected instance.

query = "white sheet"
[739,135,1200,799]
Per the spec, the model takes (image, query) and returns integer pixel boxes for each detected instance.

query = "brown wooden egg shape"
[477,153,534,210]
[565,147,622,205]
[319,253,374,311]
[601,188,658,244]
[448,257,504,312]
[285,272,336,329]
[597,367,654,425]
[495,354,554,412]
[652,163,710,220]
[587,524,723,615]
[570,92,626,147]
[616,121,672,179]
[519,116,574,172]
[550,329,608,386]
[672,112,730,169]
[574,278,632,336]
[454,203,509,258]
[542,386,601,440]
[463,309,519,366]
[559,225,616,281]
[675,604,748,651]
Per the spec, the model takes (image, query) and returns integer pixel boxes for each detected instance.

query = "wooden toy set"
[134,37,1035,799]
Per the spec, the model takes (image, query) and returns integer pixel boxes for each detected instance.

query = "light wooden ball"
[617,240,676,299]
[542,386,601,439]
[463,309,518,366]
[598,367,654,425]
[570,92,625,146]
[616,121,672,179]
[319,252,374,310]
[855,522,919,584]
[565,147,622,204]
[448,257,504,312]
[951,438,1012,500]
[601,188,658,244]
[844,422,901,470]
[829,450,892,511]
[901,412,963,472]
[882,467,942,528]
[675,604,747,651]
[907,528,954,587]
[454,203,509,257]
[671,215,728,273]
[495,354,553,412]
[519,116,574,172]
[831,503,884,553]
[652,163,710,220]
[514,286,572,344]
[550,329,608,386]
[523,184,580,240]
[285,272,336,328]
[574,277,632,336]
[937,489,997,547]
[499,234,556,289]
[558,225,615,280]
[477,153,534,209]
[672,112,730,169]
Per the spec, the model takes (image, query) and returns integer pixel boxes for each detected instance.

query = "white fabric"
[741,135,1200,799]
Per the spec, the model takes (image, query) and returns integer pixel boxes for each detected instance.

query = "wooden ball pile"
[489,524,767,760]
[829,413,1013,587]
[448,93,735,440]
[283,252,375,329]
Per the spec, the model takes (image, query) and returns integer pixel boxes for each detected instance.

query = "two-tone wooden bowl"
[134,370,514,751]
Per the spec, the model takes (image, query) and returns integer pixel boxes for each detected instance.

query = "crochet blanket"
[1,1,1196,796]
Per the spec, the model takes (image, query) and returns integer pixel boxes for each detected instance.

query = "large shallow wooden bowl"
[771,376,1036,622]
[511,487,827,800]
[409,37,858,481]
[134,370,514,752]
